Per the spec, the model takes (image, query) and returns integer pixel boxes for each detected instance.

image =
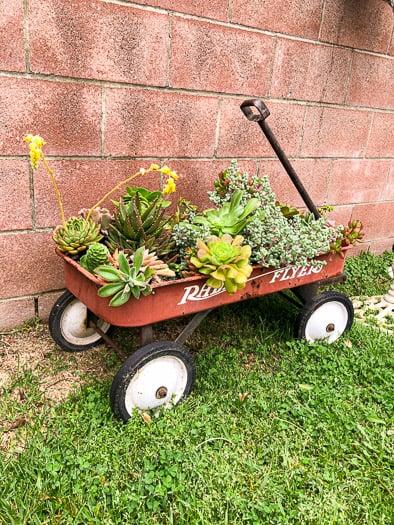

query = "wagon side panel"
[61,250,345,327]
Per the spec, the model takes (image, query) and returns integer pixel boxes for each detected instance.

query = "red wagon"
[49,100,354,421]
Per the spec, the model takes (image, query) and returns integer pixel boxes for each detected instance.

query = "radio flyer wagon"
[49,99,354,421]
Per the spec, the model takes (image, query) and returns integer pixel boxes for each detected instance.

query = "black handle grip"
[240,99,270,122]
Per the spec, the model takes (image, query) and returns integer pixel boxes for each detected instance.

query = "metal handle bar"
[240,99,321,219]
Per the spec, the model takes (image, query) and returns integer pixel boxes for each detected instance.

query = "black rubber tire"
[110,341,196,422]
[48,291,112,352]
[294,291,354,344]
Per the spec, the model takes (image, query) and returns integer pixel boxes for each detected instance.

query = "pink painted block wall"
[0,0,393,329]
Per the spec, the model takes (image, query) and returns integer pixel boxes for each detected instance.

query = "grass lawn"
[1,251,393,524]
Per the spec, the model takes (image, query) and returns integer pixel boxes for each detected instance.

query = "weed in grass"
[0,316,42,336]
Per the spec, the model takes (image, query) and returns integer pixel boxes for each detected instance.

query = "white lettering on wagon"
[268,264,322,284]
[178,283,225,305]
[178,264,324,305]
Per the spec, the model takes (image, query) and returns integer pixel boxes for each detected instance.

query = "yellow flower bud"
[163,177,176,195]
[24,134,46,170]
[161,165,171,175]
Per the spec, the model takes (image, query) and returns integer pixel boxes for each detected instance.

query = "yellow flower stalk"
[24,134,66,226]
[24,136,178,227]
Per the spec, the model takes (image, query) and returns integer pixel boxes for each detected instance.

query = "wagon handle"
[240,99,321,220]
[240,98,271,122]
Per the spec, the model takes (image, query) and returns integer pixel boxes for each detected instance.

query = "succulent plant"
[172,221,211,262]
[53,217,103,255]
[193,190,260,236]
[189,234,253,294]
[276,202,300,219]
[209,160,264,206]
[135,249,176,279]
[95,248,154,306]
[331,219,364,257]
[113,186,171,210]
[80,243,111,273]
[171,197,199,225]
[345,219,364,245]
[245,206,336,269]
[107,189,175,257]
[79,207,114,235]
[23,135,179,263]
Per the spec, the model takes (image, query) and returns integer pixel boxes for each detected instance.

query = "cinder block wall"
[0,0,393,330]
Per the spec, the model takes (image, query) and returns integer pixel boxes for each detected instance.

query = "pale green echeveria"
[190,234,252,295]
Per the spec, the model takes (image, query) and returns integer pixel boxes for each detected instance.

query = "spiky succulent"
[189,234,253,294]
[107,189,175,257]
[53,217,103,255]
[80,243,111,273]
[95,248,154,306]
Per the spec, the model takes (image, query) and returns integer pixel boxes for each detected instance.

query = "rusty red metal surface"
[58,249,345,327]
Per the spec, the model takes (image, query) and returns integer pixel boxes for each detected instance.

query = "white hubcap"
[125,356,188,413]
[305,301,349,343]
[60,299,110,345]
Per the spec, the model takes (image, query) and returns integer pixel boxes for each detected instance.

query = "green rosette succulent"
[80,243,110,273]
[190,234,253,295]
[193,190,260,236]
[53,217,103,255]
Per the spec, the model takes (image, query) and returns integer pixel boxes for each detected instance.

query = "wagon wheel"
[294,291,354,344]
[110,341,196,422]
[49,291,112,352]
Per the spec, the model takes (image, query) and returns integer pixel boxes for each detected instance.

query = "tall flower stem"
[86,164,178,221]
[86,168,155,222]
[41,155,66,226]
